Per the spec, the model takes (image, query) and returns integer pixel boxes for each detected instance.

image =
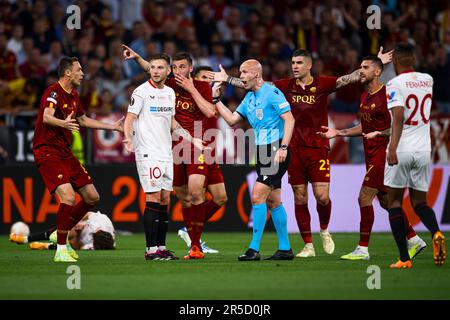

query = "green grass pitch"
[0,232,449,299]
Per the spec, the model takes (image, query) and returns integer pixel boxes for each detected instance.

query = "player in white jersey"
[384,43,446,268]
[10,211,116,250]
[123,54,205,261]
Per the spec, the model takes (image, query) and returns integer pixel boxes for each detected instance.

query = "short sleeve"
[44,90,59,109]
[127,89,145,115]
[75,96,85,117]
[273,79,290,92]
[271,87,291,116]
[196,80,212,102]
[236,95,248,119]
[320,76,338,93]
[386,80,405,110]
[170,90,176,116]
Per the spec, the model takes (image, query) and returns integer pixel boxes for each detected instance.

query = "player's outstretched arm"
[215,100,243,126]
[317,124,362,138]
[43,108,80,131]
[205,64,245,88]
[336,69,361,90]
[363,127,391,139]
[122,44,150,75]
[123,112,136,153]
[175,73,215,118]
[171,117,205,150]
[77,114,124,132]
[387,107,404,166]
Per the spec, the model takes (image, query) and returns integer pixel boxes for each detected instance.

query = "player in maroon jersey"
[32,57,123,262]
[318,56,426,260]
[122,45,222,260]
[205,47,393,258]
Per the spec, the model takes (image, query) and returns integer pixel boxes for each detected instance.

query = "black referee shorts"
[255,140,290,189]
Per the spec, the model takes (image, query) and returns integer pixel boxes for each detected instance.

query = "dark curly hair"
[93,230,115,250]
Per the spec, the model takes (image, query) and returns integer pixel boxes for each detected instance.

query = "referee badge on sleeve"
[256,108,263,120]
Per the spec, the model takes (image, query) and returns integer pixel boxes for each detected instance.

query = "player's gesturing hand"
[378,46,393,65]
[175,74,195,93]
[123,138,134,153]
[192,138,207,151]
[387,148,398,166]
[317,126,339,139]
[363,131,381,139]
[113,116,124,133]
[62,111,79,132]
[122,44,138,60]
[275,149,287,163]
[204,64,229,82]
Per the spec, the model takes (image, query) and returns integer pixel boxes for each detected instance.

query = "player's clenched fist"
[123,138,134,153]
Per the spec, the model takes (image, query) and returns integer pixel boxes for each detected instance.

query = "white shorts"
[384,151,431,191]
[136,156,173,193]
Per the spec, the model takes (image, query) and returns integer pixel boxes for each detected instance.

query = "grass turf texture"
[0,232,449,299]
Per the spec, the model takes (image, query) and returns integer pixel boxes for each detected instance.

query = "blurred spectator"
[430,47,450,113]
[44,41,64,73]
[32,19,55,54]
[194,2,217,49]
[0,33,20,81]
[7,25,24,58]
[224,26,248,64]
[208,42,233,71]
[19,48,46,79]
[217,7,242,42]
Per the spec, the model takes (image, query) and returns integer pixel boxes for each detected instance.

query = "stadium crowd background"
[1,0,450,164]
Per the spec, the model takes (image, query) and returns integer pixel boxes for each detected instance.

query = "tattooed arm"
[363,127,391,139]
[171,117,205,150]
[205,64,245,88]
[335,69,361,90]
[317,124,362,139]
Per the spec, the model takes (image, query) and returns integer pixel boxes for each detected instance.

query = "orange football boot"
[390,260,412,269]
[9,233,27,244]
[29,242,50,250]
[183,244,205,260]
[433,231,446,267]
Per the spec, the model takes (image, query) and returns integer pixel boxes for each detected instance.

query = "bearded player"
[122,45,222,260]
[318,56,426,260]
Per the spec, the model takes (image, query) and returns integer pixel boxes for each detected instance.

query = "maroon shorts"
[173,150,208,187]
[288,146,330,185]
[206,163,224,185]
[363,157,386,193]
[34,148,92,194]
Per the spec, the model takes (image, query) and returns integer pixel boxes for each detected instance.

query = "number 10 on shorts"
[149,167,162,179]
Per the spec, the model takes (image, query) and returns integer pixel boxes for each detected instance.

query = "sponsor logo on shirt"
[150,106,173,112]
[386,91,396,102]
[292,95,316,104]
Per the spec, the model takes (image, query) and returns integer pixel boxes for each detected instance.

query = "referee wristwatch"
[280,144,289,150]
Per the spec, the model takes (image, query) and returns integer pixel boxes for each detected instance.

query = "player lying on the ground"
[318,55,426,261]
[9,211,115,250]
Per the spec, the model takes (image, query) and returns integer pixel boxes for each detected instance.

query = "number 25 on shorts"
[319,159,330,178]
